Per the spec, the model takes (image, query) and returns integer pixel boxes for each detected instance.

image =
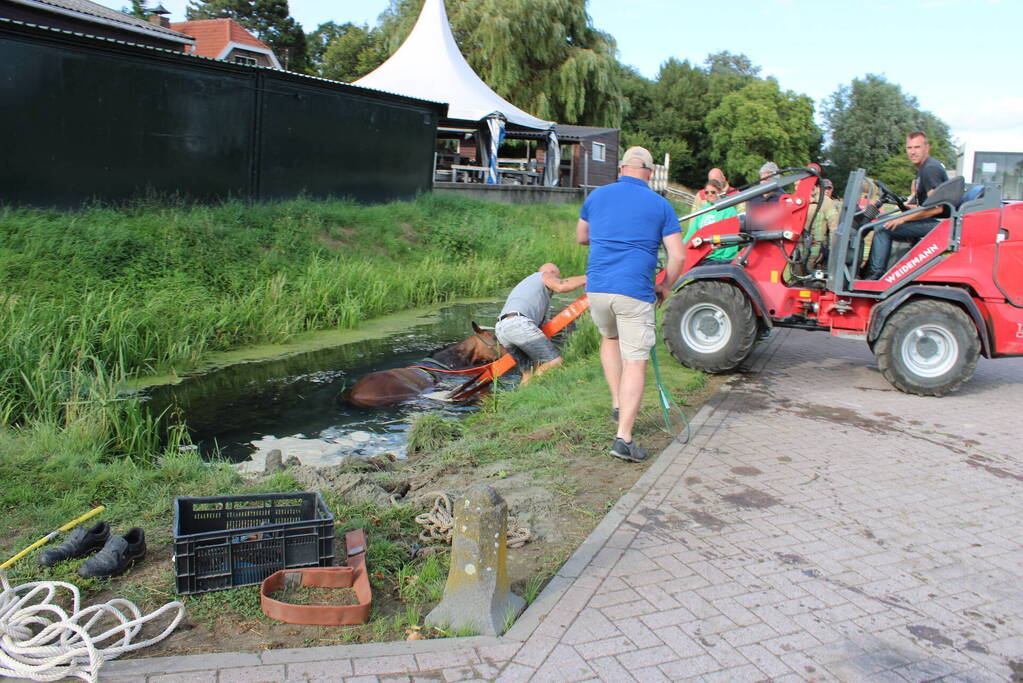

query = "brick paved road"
[63,329,1023,681]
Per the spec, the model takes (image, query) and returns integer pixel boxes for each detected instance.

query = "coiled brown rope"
[408,491,532,549]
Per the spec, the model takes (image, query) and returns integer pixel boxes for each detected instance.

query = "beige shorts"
[588,292,656,360]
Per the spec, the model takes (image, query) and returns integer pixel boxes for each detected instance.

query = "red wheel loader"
[663,165,1023,395]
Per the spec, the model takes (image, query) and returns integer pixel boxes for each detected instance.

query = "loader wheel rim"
[681,303,732,354]
[900,324,959,378]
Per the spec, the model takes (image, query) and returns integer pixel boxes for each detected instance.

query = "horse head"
[430,321,502,369]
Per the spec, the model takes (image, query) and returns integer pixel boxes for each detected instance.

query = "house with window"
[554,125,620,188]
[170,18,280,69]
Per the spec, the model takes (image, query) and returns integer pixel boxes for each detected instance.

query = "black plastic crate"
[173,491,335,595]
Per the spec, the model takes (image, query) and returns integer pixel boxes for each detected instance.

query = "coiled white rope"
[0,570,185,683]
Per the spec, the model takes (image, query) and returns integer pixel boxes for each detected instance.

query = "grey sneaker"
[610,437,648,463]
[610,408,619,424]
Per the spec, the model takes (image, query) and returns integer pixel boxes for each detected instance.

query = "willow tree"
[374,0,626,126]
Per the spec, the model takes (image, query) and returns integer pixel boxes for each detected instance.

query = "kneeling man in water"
[495,263,586,385]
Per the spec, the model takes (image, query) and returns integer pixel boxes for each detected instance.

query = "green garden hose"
[651,328,691,445]
[649,264,691,444]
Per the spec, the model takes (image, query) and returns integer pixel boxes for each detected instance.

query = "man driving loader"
[863,131,948,279]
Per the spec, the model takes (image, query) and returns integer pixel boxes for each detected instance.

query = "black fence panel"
[258,75,437,204]
[0,20,444,209]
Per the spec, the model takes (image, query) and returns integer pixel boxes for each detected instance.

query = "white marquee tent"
[354,0,560,185]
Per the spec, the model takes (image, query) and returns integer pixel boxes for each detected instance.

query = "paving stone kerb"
[76,329,1023,682]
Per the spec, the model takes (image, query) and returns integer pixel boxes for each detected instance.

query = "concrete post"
[425,484,524,636]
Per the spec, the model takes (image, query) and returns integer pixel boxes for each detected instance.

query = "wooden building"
[554,125,620,188]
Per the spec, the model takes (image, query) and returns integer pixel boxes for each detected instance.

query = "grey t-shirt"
[500,272,551,326]
[915,156,948,205]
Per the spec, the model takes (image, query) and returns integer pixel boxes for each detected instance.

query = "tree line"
[173,0,955,192]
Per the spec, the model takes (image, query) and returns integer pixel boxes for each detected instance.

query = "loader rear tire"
[874,299,979,396]
[663,281,758,373]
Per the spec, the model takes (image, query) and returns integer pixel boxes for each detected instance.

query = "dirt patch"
[272,585,361,607]
[682,508,726,531]
[399,221,419,244]
[317,227,356,250]
[966,454,1023,482]
[726,390,775,412]
[906,624,954,648]
[778,401,893,435]
[513,426,558,441]
[775,552,808,565]
[720,487,781,509]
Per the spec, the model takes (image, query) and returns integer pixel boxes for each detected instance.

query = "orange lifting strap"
[448,293,591,401]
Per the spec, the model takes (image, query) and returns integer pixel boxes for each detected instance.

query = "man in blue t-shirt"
[577,146,684,463]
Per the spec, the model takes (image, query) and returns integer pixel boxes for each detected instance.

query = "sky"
[98,0,1023,151]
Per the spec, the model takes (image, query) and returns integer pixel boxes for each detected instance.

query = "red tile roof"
[170,18,270,60]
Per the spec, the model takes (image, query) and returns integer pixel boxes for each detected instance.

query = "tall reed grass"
[0,194,584,460]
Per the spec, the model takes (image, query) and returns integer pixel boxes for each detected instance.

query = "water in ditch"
[141,299,509,471]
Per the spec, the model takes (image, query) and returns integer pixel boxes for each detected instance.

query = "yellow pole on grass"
[1,505,106,570]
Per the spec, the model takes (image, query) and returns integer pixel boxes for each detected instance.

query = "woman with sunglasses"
[682,178,739,261]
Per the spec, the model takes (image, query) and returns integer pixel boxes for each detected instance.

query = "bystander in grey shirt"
[500,272,551,326]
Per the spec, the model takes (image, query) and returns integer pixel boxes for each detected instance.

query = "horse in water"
[339,323,502,408]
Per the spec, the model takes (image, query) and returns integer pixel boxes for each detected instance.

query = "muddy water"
[142,299,508,468]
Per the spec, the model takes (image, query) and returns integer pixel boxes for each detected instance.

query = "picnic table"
[450,164,489,183]
[498,168,541,185]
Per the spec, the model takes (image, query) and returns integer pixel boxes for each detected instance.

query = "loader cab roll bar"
[827,169,876,294]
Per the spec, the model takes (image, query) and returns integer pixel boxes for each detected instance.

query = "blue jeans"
[867,218,938,274]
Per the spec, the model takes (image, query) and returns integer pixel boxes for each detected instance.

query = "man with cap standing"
[495,263,586,385]
[576,146,684,463]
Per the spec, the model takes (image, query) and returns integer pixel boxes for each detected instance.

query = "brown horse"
[339,323,502,408]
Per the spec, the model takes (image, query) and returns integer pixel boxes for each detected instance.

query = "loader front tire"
[663,281,758,373]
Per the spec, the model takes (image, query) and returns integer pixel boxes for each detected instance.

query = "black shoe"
[77,527,147,578]
[39,522,110,566]
[861,269,884,281]
[610,408,619,424]
[610,437,648,463]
